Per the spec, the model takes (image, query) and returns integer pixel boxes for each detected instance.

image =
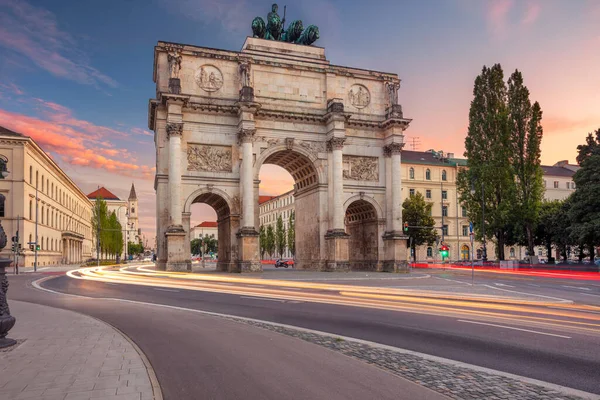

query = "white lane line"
[581,293,600,298]
[435,277,472,286]
[528,284,541,287]
[562,285,591,291]
[546,306,600,315]
[240,296,285,302]
[483,285,571,303]
[287,301,304,304]
[153,288,180,293]
[494,283,516,288]
[457,320,571,339]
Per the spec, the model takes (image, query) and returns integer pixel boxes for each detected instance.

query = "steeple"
[128,183,137,201]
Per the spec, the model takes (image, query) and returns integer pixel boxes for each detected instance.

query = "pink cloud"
[521,1,541,25]
[0,82,24,96]
[487,0,514,40]
[0,0,116,88]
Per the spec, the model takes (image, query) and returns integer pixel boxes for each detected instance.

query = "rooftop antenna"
[282,5,287,31]
[409,136,421,151]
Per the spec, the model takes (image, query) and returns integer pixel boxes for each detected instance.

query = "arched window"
[41,175,45,192]
[425,169,431,180]
[131,207,135,214]
[36,170,39,188]
[409,167,415,179]
[427,247,433,257]
[41,206,44,224]
[442,170,447,181]
[41,236,44,250]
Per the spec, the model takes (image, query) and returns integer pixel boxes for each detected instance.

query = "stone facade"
[0,126,93,267]
[150,38,411,272]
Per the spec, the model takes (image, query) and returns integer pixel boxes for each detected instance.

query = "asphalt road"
[11,268,600,395]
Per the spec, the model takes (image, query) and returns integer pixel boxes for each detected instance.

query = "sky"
[0,0,598,242]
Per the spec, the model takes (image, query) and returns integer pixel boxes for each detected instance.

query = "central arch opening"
[345,199,380,271]
[258,148,322,270]
[189,192,232,272]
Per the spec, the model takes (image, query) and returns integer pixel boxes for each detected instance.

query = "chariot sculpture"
[252,4,320,46]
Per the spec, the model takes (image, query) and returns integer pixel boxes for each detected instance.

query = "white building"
[191,221,218,241]
[259,191,295,259]
[542,161,578,201]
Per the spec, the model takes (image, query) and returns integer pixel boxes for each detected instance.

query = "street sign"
[469,222,473,233]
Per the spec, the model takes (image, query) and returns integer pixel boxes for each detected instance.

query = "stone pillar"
[183,212,191,258]
[236,127,260,272]
[324,99,350,271]
[165,121,191,272]
[383,142,410,273]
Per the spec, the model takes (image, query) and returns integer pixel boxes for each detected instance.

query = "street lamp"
[116,205,129,264]
[470,177,487,263]
[0,161,16,347]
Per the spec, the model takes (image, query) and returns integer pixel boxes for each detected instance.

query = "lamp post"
[116,205,129,264]
[471,177,487,263]
[0,159,16,348]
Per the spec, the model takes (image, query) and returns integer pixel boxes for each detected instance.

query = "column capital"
[383,142,404,156]
[166,122,183,137]
[238,128,256,144]
[327,137,346,152]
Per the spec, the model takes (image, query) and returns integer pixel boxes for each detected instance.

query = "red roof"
[259,195,276,204]
[87,187,121,201]
[196,221,217,228]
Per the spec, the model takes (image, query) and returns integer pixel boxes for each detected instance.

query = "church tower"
[127,183,139,244]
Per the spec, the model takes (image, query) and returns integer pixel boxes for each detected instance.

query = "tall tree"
[458,64,515,260]
[535,200,563,263]
[265,225,275,258]
[507,70,544,257]
[191,238,202,255]
[107,211,123,258]
[287,211,296,258]
[259,225,267,259]
[275,214,286,258]
[568,129,600,262]
[91,196,109,260]
[402,192,438,262]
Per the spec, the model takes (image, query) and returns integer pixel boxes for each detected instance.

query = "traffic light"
[11,243,16,252]
[440,244,449,258]
[403,222,409,232]
[36,245,40,251]
[29,244,34,251]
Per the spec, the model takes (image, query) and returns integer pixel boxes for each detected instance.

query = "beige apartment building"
[0,126,93,267]
[260,150,578,262]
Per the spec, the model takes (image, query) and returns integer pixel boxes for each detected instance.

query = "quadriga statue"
[251,4,320,46]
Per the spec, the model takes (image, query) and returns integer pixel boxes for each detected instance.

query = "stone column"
[329,137,346,232]
[165,121,191,272]
[390,143,403,232]
[182,212,191,257]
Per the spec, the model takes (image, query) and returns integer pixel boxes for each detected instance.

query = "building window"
[409,188,415,197]
[427,247,433,257]
[409,167,415,179]
[538,248,543,256]
[41,207,44,224]
[442,170,447,181]
[462,225,469,236]
[510,248,515,258]
[442,225,448,235]
[566,182,570,189]
[29,200,32,220]
[29,166,32,184]
[425,169,431,180]
[442,190,447,200]
[131,207,135,214]
[553,181,559,188]
[572,182,576,189]
[425,189,431,199]
[41,175,44,192]
[442,206,448,217]
[461,206,467,217]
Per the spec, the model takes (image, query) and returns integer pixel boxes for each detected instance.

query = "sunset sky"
[0,0,598,240]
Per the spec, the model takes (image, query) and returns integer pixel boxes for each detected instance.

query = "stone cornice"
[256,109,326,123]
[379,118,412,130]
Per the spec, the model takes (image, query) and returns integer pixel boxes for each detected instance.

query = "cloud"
[0,82,24,95]
[0,0,117,89]
[521,1,541,25]
[159,0,251,34]
[542,116,599,135]
[0,99,154,179]
[487,0,514,40]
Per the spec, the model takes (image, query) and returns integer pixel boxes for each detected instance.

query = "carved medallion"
[187,144,232,172]
[195,65,223,92]
[348,84,370,109]
[343,156,379,181]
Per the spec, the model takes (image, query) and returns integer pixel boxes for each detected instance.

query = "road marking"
[240,296,285,302]
[153,288,180,293]
[546,306,600,315]
[287,301,304,304]
[562,286,591,291]
[528,284,541,287]
[435,277,472,286]
[581,293,600,298]
[494,283,516,288]
[457,320,571,338]
[483,285,571,303]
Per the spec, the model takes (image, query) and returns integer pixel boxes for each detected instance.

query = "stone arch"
[254,144,325,190]
[343,194,384,222]
[344,197,382,271]
[183,187,238,272]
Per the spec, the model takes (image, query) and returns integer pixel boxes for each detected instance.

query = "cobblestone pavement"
[221,316,597,400]
[0,301,161,400]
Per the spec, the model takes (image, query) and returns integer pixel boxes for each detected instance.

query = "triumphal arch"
[149,6,412,272]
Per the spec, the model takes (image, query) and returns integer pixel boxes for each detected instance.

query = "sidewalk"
[0,301,161,400]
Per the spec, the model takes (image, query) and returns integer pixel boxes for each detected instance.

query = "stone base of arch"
[166,227,192,272]
[382,232,410,273]
[324,230,350,271]
[236,227,262,272]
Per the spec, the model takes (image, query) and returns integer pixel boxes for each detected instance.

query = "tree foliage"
[402,192,438,261]
[287,211,295,258]
[259,225,267,259]
[568,128,600,262]
[275,214,286,258]
[128,241,144,256]
[265,225,275,258]
[91,197,123,260]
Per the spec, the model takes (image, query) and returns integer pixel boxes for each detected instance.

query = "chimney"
[447,153,454,158]
[554,160,568,167]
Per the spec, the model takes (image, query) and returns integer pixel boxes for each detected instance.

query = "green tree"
[259,225,267,259]
[535,200,563,263]
[191,238,202,255]
[107,211,123,259]
[507,70,544,257]
[568,128,600,262]
[275,214,286,258]
[458,64,515,260]
[265,225,275,258]
[128,241,144,256]
[203,235,218,254]
[287,211,295,258]
[91,196,109,259]
[402,192,438,262]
